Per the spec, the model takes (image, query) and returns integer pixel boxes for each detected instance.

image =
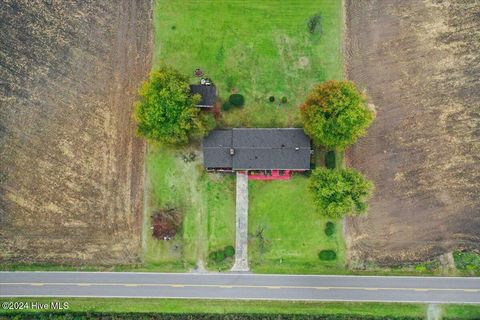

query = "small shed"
[189,84,217,108]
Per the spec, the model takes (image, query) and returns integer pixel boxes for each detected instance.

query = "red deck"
[248,170,292,180]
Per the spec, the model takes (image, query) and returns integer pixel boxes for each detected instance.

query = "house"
[203,128,311,173]
[189,84,217,108]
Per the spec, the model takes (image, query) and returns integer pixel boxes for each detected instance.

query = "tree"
[134,67,215,144]
[309,168,373,218]
[300,80,374,149]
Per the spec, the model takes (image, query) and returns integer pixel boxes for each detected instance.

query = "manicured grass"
[203,174,236,271]
[154,0,343,127]
[0,298,426,318]
[144,144,236,271]
[334,149,345,168]
[444,304,480,319]
[249,175,345,274]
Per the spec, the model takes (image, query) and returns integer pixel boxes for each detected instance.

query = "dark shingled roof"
[203,128,311,170]
[190,85,217,107]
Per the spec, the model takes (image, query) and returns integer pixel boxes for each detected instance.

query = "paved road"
[1,272,479,304]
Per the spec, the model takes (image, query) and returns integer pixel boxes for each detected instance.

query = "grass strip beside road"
[0,298,423,317]
[1,298,479,319]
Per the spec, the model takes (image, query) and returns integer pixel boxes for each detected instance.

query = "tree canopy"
[300,80,374,149]
[134,67,215,145]
[309,168,373,218]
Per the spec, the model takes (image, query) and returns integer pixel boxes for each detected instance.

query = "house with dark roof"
[190,84,217,108]
[203,128,311,172]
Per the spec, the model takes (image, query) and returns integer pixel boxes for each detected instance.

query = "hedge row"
[1,312,424,320]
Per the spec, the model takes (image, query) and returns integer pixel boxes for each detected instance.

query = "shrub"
[281,96,287,103]
[214,250,226,262]
[224,245,235,257]
[325,151,335,169]
[222,101,233,111]
[309,168,374,218]
[171,25,176,30]
[269,96,275,102]
[301,80,375,149]
[229,94,245,107]
[307,14,322,34]
[324,222,335,236]
[453,251,480,273]
[319,250,336,261]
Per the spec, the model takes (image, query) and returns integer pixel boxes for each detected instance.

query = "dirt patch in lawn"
[344,0,480,265]
[151,209,182,240]
[0,1,152,265]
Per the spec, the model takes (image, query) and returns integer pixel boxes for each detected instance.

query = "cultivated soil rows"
[0,1,152,265]
[345,0,480,265]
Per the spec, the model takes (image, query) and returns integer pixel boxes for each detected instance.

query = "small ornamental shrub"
[269,96,275,102]
[222,101,233,111]
[325,221,335,236]
[214,250,226,262]
[281,96,288,103]
[307,14,322,34]
[171,25,176,30]
[224,245,235,257]
[319,250,337,261]
[229,94,245,107]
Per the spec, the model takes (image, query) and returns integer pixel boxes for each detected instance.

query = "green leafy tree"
[301,80,374,149]
[134,67,215,144]
[309,168,373,218]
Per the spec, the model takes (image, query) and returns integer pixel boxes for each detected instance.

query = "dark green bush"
[215,250,226,262]
[281,96,288,103]
[319,250,337,261]
[269,96,275,102]
[325,222,335,236]
[222,101,233,111]
[224,245,235,257]
[307,14,322,34]
[325,150,335,169]
[171,25,176,30]
[229,94,245,107]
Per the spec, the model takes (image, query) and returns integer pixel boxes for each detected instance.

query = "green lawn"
[2,298,479,319]
[0,298,426,318]
[154,0,343,127]
[249,175,345,274]
[144,144,235,271]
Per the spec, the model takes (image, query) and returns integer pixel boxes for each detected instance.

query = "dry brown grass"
[0,1,152,265]
[345,0,480,266]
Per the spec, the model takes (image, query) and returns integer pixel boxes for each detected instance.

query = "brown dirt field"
[0,1,152,265]
[345,0,480,266]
